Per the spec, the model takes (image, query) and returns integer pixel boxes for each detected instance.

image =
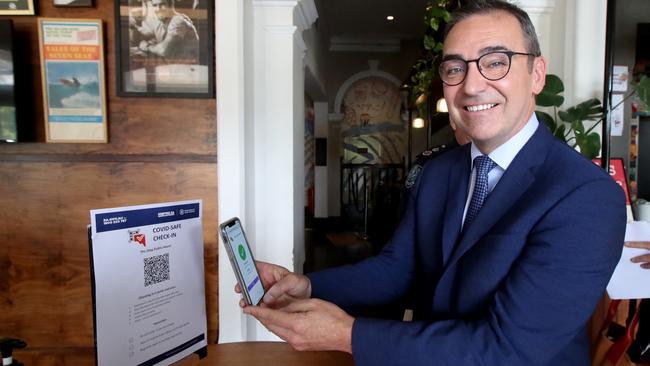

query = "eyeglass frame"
[438,50,540,86]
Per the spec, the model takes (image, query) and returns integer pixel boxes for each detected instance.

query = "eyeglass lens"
[439,52,514,85]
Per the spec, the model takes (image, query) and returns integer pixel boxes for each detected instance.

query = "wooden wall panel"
[0,162,219,347]
[0,0,219,350]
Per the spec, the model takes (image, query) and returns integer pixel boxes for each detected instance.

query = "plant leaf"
[554,124,567,142]
[577,132,601,159]
[536,74,565,107]
[562,98,603,122]
[571,120,585,134]
[424,35,435,50]
[633,75,650,109]
[430,18,439,31]
[429,6,451,22]
[537,76,562,106]
[537,93,564,107]
[536,111,557,132]
[544,74,564,94]
[558,110,570,122]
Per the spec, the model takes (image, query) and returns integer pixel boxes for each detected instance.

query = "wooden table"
[13,342,355,366]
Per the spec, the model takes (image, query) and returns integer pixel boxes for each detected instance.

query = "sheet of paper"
[610,94,624,137]
[606,221,650,299]
[90,200,207,366]
[612,65,629,92]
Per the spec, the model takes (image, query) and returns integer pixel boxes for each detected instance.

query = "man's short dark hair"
[443,0,541,60]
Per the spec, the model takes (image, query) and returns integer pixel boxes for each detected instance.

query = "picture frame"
[38,18,108,143]
[53,0,93,7]
[0,0,35,15]
[0,20,17,142]
[115,0,214,98]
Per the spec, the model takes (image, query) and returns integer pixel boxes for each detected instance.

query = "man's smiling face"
[442,10,546,154]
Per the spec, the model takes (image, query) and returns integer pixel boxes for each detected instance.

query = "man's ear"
[531,56,547,95]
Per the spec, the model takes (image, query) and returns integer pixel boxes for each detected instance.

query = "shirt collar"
[470,113,539,170]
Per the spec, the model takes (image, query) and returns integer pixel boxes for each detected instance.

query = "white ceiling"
[314,0,430,47]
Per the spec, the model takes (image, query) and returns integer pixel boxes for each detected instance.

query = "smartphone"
[219,217,265,306]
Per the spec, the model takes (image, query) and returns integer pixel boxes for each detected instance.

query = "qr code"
[143,253,170,287]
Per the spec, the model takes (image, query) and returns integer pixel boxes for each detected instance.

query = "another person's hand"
[244,298,354,353]
[625,241,650,269]
[234,261,311,308]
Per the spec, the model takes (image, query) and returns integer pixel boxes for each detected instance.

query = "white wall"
[519,0,607,106]
[519,0,607,153]
[216,0,248,343]
[217,0,316,343]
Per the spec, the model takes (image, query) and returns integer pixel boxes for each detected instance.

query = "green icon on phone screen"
[238,244,247,260]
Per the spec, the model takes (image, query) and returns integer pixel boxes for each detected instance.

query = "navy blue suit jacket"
[308,125,627,365]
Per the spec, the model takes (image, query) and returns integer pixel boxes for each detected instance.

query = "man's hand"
[625,241,650,269]
[234,261,311,308]
[244,299,354,353]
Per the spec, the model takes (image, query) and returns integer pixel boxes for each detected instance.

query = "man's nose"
[461,62,487,94]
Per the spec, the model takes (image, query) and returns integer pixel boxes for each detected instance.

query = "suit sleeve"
[349,177,625,365]
[307,167,425,311]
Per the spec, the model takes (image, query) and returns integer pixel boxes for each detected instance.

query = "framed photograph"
[115,0,214,98]
[0,0,35,15]
[0,20,17,142]
[38,18,108,143]
[53,0,93,7]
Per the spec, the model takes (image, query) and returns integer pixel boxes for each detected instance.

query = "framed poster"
[38,18,108,143]
[115,0,214,98]
[0,0,35,15]
[53,0,93,7]
[0,20,17,142]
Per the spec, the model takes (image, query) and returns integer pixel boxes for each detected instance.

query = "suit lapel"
[446,125,552,267]
[441,145,471,264]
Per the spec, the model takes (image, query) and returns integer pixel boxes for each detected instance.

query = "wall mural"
[341,77,405,164]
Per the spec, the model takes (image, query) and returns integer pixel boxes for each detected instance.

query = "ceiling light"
[436,98,448,113]
[386,15,395,21]
[412,117,425,129]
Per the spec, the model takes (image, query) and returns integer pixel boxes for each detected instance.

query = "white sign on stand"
[90,200,207,366]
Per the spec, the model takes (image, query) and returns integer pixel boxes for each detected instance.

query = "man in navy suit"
[241,1,627,364]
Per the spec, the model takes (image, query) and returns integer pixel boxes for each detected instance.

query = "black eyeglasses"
[438,51,538,86]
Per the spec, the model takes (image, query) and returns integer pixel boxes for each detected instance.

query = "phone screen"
[223,220,264,305]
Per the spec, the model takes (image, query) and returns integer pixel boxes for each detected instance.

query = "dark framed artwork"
[53,0,93,7]
[0,0,35,15]
[0,20,17,142]
[115,0,214,98]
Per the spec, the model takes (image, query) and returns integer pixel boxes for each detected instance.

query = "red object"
[593,158,631,205]
[134,234,146,247]
[606,302,642,364]
[600,299,622,335]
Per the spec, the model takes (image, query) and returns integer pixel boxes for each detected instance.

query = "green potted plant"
[536,74,650,159]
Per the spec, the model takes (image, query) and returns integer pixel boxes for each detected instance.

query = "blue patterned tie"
[464,155,497,229]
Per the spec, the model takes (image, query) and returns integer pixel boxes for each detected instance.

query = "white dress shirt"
[461,114,540,229]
